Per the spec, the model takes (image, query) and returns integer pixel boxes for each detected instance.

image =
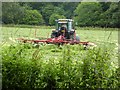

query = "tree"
[53,7,65,15]
[99,2,111,12]
[41,4,55,25]
[62,2,79,19]
[2,2,25,24]
[101,2,120,27]
[21,10,44,25]
[28,2,79,25]
[49,14,66,25]
[2,2,79,25]
[74,2,102,27]
[2,2,44,25]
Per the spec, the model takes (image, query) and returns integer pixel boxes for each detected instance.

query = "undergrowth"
[2,43,119,89]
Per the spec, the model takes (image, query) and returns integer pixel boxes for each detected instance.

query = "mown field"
[1,26,118,64]
[1,26,119,89]
[1,26,118,45]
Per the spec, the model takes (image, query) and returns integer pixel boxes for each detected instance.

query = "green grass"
[2,42,119,89]
[1,26,118,43]
[2,26,51,40]
[1,26,118,67]
[1,26,119,89]
[1,26,118,66]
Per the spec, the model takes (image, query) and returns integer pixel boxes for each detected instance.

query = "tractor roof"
[56,19,73,23]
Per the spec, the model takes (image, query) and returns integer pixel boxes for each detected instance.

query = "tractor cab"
[51,19,76,40]
[55,19,74,31]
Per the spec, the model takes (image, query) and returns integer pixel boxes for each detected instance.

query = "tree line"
[2,2,120,28]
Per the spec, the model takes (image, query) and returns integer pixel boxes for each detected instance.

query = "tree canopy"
[49,14,66,25]
[21,10,44,25]
[2,2,120,28]
[74,2,102,27]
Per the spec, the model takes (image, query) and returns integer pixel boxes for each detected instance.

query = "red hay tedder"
[17,19,96,47]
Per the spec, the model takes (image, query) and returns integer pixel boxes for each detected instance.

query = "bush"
[2,44,119,89]
[49,14,66,25]
[21,10,44,25]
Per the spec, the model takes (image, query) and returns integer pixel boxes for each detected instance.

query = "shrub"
[2,44,119,89]
[21,10,44,25]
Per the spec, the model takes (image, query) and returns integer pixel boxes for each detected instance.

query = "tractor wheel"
[51,33,56,38]
[76,36,80,41]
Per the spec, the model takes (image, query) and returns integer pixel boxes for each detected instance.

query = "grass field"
[1,26,119,88]
[1,26,118,65]
[1,26,118,44]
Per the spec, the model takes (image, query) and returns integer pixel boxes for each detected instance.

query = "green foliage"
[2,3,44,25]
[74,2,102,27]
[21,10,44,25]
[61,2,79,18]
[81,47,113,88]
[2,3,25,24]
[2,2,120,27]
[53,7,65,15]
[28,2,78,25]
[49,14,66,25]
[74,2,120,28]
[41,4,55,25]
[2,43,119,89]
[100,3,120,27]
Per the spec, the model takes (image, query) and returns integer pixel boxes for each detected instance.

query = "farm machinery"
[17,19,96,47]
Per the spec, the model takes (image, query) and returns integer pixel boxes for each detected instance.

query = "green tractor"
[51,19,80,41]
[17,19,96,47]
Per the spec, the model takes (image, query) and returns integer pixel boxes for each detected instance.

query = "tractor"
[51,19,80,41]
[17,19,96,47]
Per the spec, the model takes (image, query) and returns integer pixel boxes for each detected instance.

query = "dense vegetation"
[2,43,119,89]
[2,2,120,27]
[1,26,119,89]
[1,1,119,89]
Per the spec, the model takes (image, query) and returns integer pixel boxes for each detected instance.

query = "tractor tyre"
[51,33,56,38]
[76,36,80,42]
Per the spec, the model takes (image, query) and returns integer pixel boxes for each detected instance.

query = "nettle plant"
[2,43,119,89]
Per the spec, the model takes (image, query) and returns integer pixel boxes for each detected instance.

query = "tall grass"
[2,43,119,89]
